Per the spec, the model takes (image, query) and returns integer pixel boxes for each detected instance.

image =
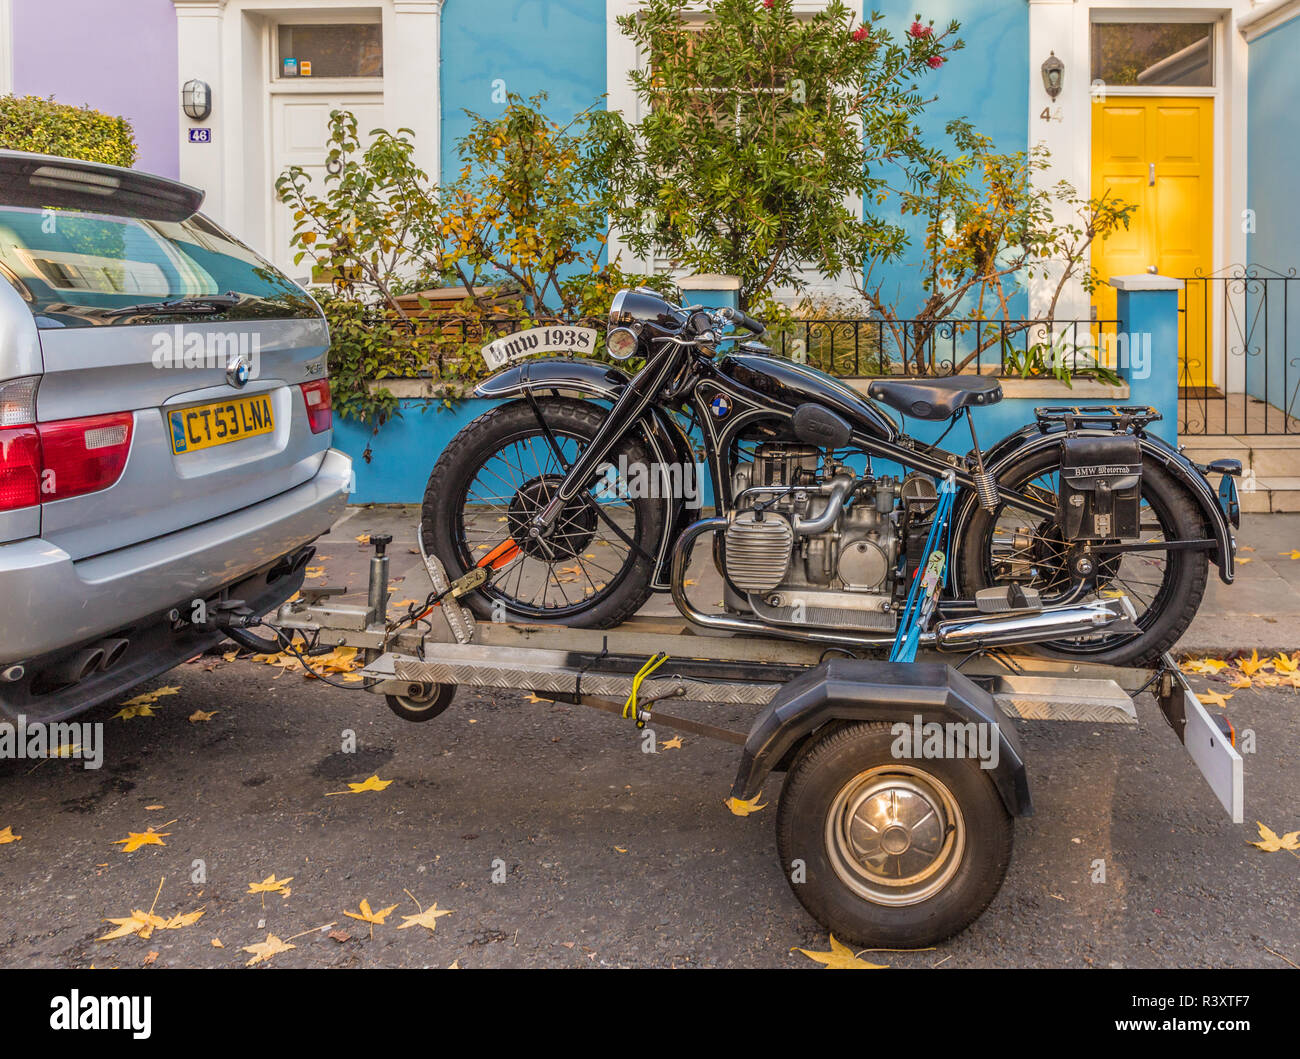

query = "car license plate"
[169,393,275,454]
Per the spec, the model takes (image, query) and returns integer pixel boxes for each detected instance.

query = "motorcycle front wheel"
[421,397,665,628]
[960,445,1209,667]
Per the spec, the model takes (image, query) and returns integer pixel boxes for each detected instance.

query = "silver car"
[0,151,351,722]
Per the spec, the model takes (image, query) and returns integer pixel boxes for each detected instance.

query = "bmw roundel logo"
[710,394,731,418]
[226,355,251,389]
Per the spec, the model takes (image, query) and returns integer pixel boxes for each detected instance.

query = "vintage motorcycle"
[421,287,1241,667]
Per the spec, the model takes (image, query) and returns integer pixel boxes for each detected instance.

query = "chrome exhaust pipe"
[933,598,1139,651]
[97,638,130,670]
[51,646,106,685]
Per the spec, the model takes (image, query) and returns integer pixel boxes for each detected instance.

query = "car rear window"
[0,206,317,327]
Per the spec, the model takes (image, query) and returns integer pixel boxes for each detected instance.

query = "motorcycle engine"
[723,444,916,632]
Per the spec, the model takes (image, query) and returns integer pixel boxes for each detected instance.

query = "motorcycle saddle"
[866,375,1003,421]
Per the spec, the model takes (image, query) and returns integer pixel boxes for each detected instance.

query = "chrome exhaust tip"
[97,638,131,670]
[52,646,107,685]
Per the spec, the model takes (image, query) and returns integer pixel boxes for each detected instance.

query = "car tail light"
[0,376,134,512]
[300,379,332,434]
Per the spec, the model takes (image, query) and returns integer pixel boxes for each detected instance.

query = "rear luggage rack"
[1033,405,1161,433]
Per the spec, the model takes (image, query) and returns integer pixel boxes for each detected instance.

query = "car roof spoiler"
[0,150,204,222]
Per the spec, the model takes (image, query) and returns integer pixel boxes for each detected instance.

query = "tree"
[605,0,961,309]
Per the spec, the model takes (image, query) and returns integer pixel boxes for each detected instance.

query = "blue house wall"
[1246,17,1300,419]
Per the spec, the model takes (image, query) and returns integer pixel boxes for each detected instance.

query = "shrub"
[0,94,137,167]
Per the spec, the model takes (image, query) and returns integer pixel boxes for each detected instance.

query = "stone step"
[1180,435,1300,513]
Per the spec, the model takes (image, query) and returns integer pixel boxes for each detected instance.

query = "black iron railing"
[1179,265,1300,435]
[370,311,1119,382]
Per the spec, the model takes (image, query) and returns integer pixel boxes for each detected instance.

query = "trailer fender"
[731,660,1032,817]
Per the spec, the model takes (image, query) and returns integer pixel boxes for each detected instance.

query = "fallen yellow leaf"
[660,735,684,750]
[1248,821,1300,853]
[793,934,888,970]
[344,898,398,936]
[0,825,20,844]
[188,709,218,723]
[1196,689,1232,709]
[724,793,768,817]
[324,773,392,796]
[243,933,295,966]
[1239,650,1271,677]
[112,827,172,853]
[397,901,453,933]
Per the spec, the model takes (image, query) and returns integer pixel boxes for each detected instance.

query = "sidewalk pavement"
[313,506,1300,658]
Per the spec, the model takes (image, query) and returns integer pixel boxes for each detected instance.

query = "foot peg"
[974,584,1043,614]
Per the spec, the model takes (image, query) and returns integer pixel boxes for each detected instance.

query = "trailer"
[249,533,1244,948]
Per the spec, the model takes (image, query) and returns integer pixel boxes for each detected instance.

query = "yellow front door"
[1091,96,1214,388]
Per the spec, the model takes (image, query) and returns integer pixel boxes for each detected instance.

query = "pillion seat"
[866,375,1003,421]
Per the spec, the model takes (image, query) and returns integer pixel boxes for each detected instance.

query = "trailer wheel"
[776,721,1013,949]
[385,683,455,723]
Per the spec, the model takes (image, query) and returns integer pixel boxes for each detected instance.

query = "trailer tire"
[776,721,1013,949]
[385,682,455,722]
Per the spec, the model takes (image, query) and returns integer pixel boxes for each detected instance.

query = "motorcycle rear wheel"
[960,445,1209,667]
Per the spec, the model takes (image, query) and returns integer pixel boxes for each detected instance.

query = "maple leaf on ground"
[1248,821,1300,854]
[243,933,296,966]
[344,898,399,938]
[188,709,218,724]
[1273,654,1299,675]
[247,873,294,907]
[113,704,159,720]
[793,934,888,969]
[211,938,224,948]
[161,908,206,930]
[0,825,20,844]
[724,793,768,817]
[1196,689,1232,709]
[118,686,180,708]
[1229,676,1253,689]
[98,910,168,942]
[1239,650,1271,677]
[397,891,453,933]
[325,773,392,796]
[1181,657,1228,675]
[1280,549,1300,560]
[660,735,684,750]
[112,822,174,853]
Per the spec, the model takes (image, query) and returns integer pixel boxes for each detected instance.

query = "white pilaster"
[387,0,442,184]
[173,0,228,220]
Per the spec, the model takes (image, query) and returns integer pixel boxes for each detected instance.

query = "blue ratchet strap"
[890,473,957,663]
[623,652,670,727]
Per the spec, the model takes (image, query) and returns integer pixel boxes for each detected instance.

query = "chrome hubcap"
[825,765,965,907]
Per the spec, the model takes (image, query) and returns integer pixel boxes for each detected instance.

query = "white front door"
[269,93,384,280]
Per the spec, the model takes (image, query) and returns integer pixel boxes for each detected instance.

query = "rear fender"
[952,427,1235,586]
[731,659,1032,817]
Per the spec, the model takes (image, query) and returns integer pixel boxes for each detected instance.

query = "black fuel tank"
[720,352,898,441]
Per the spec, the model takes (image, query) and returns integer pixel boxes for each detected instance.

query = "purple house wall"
[11,0,179,176]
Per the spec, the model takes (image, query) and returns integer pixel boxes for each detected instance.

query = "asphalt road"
[1,513,1297,969]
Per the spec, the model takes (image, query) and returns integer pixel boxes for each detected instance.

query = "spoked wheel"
[421,398,665,628]
[777,722,1013,948]
[960,445,1209,667]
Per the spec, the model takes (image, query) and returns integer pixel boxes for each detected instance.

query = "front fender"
[472,358,698,591]
[731,659,1032,817]
[474,357,631,401]
[953,428,1236,585]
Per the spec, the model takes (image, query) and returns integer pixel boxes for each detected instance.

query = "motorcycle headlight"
[606,326,639,361]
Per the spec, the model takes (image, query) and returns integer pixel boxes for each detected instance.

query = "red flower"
[909,21,932,38]
[927,54,945,68]
[851,25,869,42]
[762,0,773,8]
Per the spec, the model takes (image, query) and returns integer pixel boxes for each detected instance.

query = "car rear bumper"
[0,447,352,663]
